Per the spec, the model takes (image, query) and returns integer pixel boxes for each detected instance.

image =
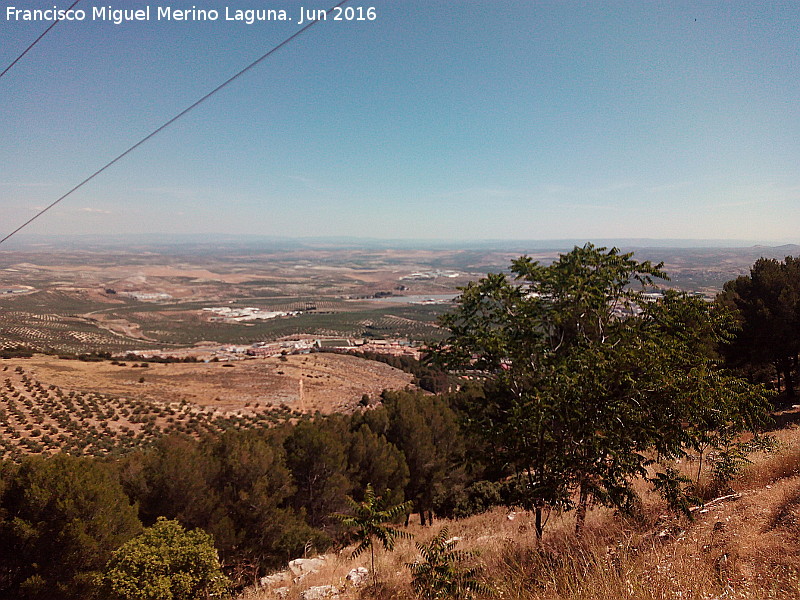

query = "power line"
[0,0,350,246]
[0,0,83,81]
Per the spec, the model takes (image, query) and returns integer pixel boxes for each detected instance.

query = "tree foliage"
[100,517,229,600]
[408,527,490,600]
[120,430,314,579]
[347,423,410,507]
[719,255,800,400]
[284,419,351,528]
[434,244,771,536]
[0,404,436,595]
[380,390,465,525]
[336,483,412,589]
[0,454,141,599]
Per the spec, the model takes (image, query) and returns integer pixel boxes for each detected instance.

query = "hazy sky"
[1,1,798,242]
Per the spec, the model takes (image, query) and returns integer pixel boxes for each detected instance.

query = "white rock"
[300,584,339,600]
[345,566,369,586]
[260,572,291,587]
[289,556,328,578]
[274,587,289,599]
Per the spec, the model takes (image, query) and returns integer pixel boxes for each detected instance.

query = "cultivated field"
[0,361,296,460]
[3,243,798,355]
[3,241,799,463]
[4,353,413,412]
[0,246,472,353]
[0,352,413,460]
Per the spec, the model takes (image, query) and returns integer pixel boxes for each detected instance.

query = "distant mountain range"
[4,233,798,253]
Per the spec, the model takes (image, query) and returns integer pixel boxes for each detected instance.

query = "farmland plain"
[3,240,796,355]
[1,239,798,461]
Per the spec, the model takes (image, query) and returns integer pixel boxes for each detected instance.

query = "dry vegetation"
[0,362,308,460]
[5,245,800,598]
[0,353,413,460]
[2,353,413,413]
[245,426,800,600]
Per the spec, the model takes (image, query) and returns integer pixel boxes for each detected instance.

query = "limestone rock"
[260,572,291,587]
[289,556,328,579]
[300,584,339,600]
[345,566,369,586]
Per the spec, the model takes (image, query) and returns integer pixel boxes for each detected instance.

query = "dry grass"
[737,425,800,489]
[2,353,413,415]
[0,361,309,459]
[245,425,800,600]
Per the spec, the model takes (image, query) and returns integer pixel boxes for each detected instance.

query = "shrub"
[408,526,490,599]
[100,517,229,600]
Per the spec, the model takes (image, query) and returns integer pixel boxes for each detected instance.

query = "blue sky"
[1,1,798,242]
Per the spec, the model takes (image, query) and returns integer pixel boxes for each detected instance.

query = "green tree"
[208,430,305,577]
[407,527,490,600]
[434,244,771,537]
[336,483,412,590]
[347,424,410,507]
[0,454,141,599]
[381,390,464,525]
[100,517,229,600]
[284,419,351,528]
[719,256,800,400]
[121,435,224,536]
[121,431,315,582]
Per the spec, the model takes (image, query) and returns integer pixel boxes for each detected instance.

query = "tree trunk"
[575,482,589,537]
[370,543,377,591]
[697,448,704,484]
[526,467,544,539]
[784,361,795,398]
[534,506,543,539]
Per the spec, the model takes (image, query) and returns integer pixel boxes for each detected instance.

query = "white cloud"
[78,207,112,214]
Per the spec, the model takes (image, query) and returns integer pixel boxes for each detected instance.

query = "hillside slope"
[245,426,800,600]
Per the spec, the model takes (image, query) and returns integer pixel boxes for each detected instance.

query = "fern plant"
[407,527,491,600]
[336,483,412,590]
